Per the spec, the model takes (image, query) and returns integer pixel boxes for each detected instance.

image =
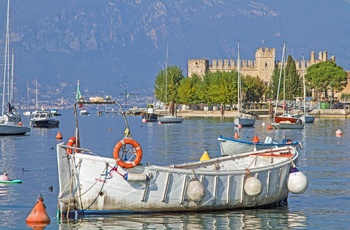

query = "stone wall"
[188,48,334,84]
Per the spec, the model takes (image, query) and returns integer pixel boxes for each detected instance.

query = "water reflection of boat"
[58,207,307,229]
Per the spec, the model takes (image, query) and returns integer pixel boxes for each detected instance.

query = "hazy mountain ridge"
[0,0,349,104]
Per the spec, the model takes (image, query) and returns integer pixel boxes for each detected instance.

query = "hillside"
[0,0,349,105]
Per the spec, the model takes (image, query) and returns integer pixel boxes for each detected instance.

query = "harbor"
[0,110,349,229]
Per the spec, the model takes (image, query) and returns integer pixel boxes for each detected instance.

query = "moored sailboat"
[0,0,31,135]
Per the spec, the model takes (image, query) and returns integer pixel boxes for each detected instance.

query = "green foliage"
[177,74,202,104]
[268,56,302,101]
[205,71,237,105]
[266,69,283,99]
[243,75,267,102]
[340,93,350,101]
[305,61,348,99]
[285,55,302,100]
[154,65,184,104]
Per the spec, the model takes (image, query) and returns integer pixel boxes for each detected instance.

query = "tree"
[305,61,348,100]
[177,74,202,105]
[285,55,302,100]
[243,75,267,102]
[267,68,281,100]
[154,65,184,104]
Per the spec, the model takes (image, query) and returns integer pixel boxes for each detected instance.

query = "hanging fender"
[113,138,142,169]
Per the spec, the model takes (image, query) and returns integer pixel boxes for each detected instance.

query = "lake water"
[0,110,349,229]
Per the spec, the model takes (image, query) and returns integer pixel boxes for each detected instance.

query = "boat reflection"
[59,206,307,229]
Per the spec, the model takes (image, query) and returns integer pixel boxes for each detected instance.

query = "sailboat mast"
[303,55,306,115]
[10,49,14,104]
[237,40,241,114]
[35,81,38,110]
[274,42,286,118]
[1,0,10,116]
[165,43,168,106]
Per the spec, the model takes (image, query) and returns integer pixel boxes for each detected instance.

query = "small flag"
[76,80,82,101]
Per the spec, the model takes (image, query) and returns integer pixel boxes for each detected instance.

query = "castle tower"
[254,47,276,83]
[188,59,209,77]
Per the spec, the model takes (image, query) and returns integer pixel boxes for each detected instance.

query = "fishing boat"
[50,108,61,116]
[79,109,90,116]
[234,41,255,127]
[30,110,60,128]
[0,0,31,135]
[271,121,305,130]
[56,100,308,218]
[217,133,302,156]
[142,105,158,122]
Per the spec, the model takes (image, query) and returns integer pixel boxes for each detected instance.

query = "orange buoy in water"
[56,131,63,139]
[267,124,273,130]
[335,129,343,137]
[26,194,50,226]
[234,132,239,139]
[252,135,260,143]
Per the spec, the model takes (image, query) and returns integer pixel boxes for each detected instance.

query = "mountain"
[1,0,350,105]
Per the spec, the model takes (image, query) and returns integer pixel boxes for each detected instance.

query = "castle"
[188,48,336,84]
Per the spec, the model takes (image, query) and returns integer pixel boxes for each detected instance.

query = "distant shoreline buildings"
[188,47,336,84]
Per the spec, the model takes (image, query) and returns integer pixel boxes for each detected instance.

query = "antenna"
[119,90,140,108]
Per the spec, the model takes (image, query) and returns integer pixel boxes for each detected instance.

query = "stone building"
[188,47,335,85]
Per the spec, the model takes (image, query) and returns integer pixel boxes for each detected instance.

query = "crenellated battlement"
[188,48,334,84]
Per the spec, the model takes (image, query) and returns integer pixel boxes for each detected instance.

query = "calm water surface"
[0,110,349,229]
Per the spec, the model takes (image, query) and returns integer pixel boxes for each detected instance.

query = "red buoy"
[56,131,63,139]
[234,132,239,139]
[267,124,273,130]
[252,135,260,143]
[26,195,50,226]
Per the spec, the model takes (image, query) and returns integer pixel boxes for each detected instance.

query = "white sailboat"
[0,0,31,135]
[273,42,299,124]
[300,55,315,123]
[271,43,304,129]
[234,41,255,127]
[158,44,183,124]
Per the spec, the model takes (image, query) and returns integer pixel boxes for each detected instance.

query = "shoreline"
[176,109,350,118]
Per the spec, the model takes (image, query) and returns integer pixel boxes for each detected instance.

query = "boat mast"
[35,81,38,111]
[237,40,241,114]
[274,42,286,118]
[10,49,14,104]
[303,55,306,115]
[1,0,10,116]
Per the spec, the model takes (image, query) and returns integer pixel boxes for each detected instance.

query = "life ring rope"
[113,138,142,168]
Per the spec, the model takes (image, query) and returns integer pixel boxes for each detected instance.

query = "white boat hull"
[234,117,255,127]
[0,122,31,135]
[271,122,305,129]
[158,115,183,123]
[218,136,301,156]
[300,114,315,123]
[57,143,298,215]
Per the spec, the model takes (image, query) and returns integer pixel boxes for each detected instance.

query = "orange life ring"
[113,138,142,168]
[66,137,76,154]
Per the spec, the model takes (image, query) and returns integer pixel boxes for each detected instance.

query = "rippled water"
[0,110,349,229]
